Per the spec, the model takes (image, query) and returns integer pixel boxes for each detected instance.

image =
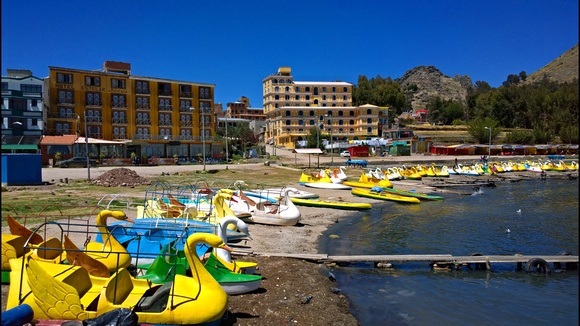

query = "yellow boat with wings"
[6,232,230,325]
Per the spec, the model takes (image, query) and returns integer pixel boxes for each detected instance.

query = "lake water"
[319,178,579,325]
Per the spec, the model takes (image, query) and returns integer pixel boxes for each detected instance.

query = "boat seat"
[31,237,64,261]
[136,283,173,312]
[61,266,101,310]
[136,255,187,284]
[104,268,134,305]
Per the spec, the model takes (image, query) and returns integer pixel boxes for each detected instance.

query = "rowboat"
[290,197,372,210]
[351,187,421,204]
[7,232,230,324]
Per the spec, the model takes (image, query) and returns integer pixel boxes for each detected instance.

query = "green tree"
[558,125,579,144]
[306,126,324,149]
[467,118,501,144]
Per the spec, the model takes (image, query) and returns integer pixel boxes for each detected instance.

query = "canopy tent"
[292,148,323,168]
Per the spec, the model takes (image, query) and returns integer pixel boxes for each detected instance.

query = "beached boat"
[248,187,319,200]
[228,188,302,226]
[381,187,444,201]
[7,233,230,325]
[290,197,372,210]
[343,172,393,189]
[351,187,421,204]
[136,217,262,295]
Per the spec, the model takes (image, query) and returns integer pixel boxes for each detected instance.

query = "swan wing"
[26,259,88,320]
[7,215,43,245]
[63,235,110,278]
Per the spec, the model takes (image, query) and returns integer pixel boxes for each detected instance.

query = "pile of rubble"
[92,168,152,187]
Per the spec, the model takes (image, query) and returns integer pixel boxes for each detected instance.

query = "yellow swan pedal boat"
[83,210,135,272]
[7,232,230,325]
[343,172,393,189]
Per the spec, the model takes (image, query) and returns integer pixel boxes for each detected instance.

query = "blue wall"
[1,154,43,186]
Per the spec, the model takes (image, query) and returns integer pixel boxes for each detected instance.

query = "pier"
[237,251,579,273]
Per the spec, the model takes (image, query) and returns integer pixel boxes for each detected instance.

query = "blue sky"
[2,1,578,109]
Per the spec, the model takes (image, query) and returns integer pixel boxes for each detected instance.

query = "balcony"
[158,105,173,111]
[48,112,78,120]
[136,89,150,95]
[136,104,151,110]
[180,121,193,127]
[111,103,127,109]
[56,99,75,106]
[159,120,173,126]
[133,133,152,140]
[86,117,102,123]
[179,106,194,112]
[179,92,192,98]
[113,134,128,140]
[112,118,128,124]
[86,101,102,107]
[179,135,194,140]
[136,119,151,125]
[158,90,172,97]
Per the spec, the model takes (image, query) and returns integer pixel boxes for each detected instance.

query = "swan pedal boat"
[299,172,351,190]
[290,197,372,210]
[343,172,393,189]
[351,187,421,204]
[226,188,302,226]
[6,232,230,325]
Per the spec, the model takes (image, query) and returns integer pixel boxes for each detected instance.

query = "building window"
[136,81,150,94]
[332,87,336,92]
[1,82,8,90]
[295,86,300,92]
[136,97,149,109]
[179,84,192,97]
[158,83,172,96]
[20,84,42,92]
[305,87,310,92]
[112,94,126,108]
[199,87,211,99]
[111,78,126,89]
[9,98,27,110]
[86,92,102,106]
[285,87,290,92]
[58,91,74,104]
[343,87,348,92]
[85,76,100,86]
[322,87,327,92]
[295,95,300,100]
[57,73,73,84]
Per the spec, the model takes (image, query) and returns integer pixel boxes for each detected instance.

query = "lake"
[320,178,579,325]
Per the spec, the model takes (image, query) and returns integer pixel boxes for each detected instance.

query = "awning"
[75,137,126,144]
[293,148,323,154]
[1,144,39,150]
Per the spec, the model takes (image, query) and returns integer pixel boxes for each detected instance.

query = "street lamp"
[84,110,90,180]
[317,115,323,168]
[325,113,333,164]
[484,127,492,158]
[224,111,229,163]
[190,106,207,171]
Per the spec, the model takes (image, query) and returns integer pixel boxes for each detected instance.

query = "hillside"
[524,44,579,84]
[397,66,472,112]
[396,44,578,112]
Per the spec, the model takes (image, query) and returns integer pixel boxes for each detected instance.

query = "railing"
[136,89,150,95]
[112,119,128,124]
[86,117,102,123]
[86,101,102,107]
[158,90,172,96]
[48,112,78,119]
[136,104,151,110]
[159,120,173,126]
[158,106,173,111]
[180,121,193,127]
[135,120,151,125]
[56,99,75,105]
[179,92,192,98]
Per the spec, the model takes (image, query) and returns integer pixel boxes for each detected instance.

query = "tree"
[306,126,324,150]
[467,118,500,144]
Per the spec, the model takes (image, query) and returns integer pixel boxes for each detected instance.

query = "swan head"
[96,210,134,225]
[220,215,252,239]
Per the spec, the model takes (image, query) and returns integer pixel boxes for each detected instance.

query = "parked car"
[340,150,351,157]
[55,157,98,168]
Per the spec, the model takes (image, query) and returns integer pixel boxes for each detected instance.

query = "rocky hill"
[398,66,473,112]
[524,44,579,84]
[397,44,578,112]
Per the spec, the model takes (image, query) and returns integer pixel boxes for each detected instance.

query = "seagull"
[506,228,511,233]
[516,209,522,214]
[328,271,336,283]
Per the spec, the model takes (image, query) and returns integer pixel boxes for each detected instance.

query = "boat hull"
[351,187,421,204]
[290,198,372,210]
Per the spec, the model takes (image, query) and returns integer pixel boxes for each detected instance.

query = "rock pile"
[92,168,151,187]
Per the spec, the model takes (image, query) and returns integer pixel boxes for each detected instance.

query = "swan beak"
[220,244,233,252]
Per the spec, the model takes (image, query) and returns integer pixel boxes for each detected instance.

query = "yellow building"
[44,61,219,160]
[262,67,380,149]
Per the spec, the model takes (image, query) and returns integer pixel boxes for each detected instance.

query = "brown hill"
[524,44,579,84]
